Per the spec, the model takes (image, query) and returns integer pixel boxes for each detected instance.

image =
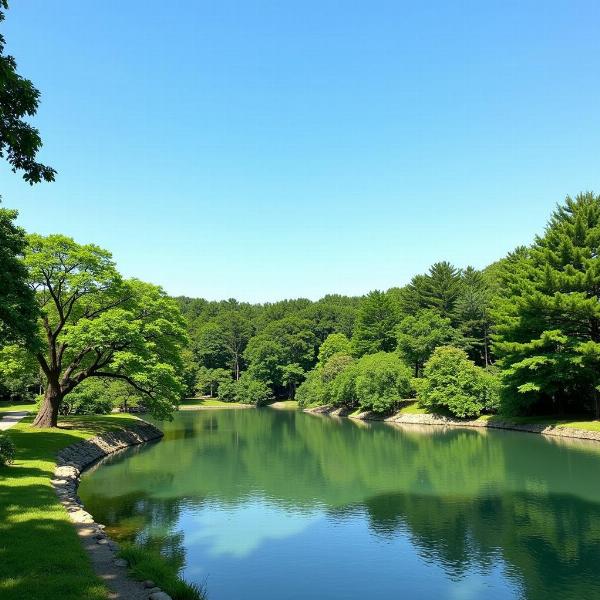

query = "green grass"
[396,401,432,415]
[268,400,299,409]
[0,413,140,600]
[180,397,246,408]
[0,401,35,416]
[119,543,206,600]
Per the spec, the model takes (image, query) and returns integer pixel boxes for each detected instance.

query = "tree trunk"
[594,389,600,421]
[32,385,62,428]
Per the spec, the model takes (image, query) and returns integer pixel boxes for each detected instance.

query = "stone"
[113,558,128,567]
[97,538,108,545]
[143,580,156,588]
[149,592,172,600]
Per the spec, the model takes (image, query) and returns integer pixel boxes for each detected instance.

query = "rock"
[97,538,108,545]
[143,580,156,588]
[113,558,128,567]
[149,592,172,600]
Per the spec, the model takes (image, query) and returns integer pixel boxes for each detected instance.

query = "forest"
[3,192,600,424]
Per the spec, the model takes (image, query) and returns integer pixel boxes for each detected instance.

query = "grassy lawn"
[0,402,36,416]
[180,397,247,408]
[0,413,140,600]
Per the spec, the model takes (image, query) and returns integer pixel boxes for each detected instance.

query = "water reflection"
[79,410,600,600]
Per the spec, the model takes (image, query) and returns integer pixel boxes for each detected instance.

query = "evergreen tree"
[494,193,600,416]
[351,290,398,356]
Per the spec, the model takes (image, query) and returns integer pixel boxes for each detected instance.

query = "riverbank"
[304,403,600,442]
[0,414,141,600]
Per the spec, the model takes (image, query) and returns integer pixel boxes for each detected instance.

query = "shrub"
[415,346,499,418]
[296,368,325,408]
[0,433,16,466]
[354,352,413,413]
[235,374,273,406]
[216,379,237,402]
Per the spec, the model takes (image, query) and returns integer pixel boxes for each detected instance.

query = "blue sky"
[2,1,600,301]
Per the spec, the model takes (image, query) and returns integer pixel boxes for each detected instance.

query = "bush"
[216,379,237,402]
[296,369,325,408]
[415,346,499,418]
[354,352,413,413]
[0,433,16,466]
[217,375,273,406]
[235,374,273,406]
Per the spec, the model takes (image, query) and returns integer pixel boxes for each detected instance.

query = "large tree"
[0,1,55,183]
[25,234,187,427]
[351,290,398,356]
[396,309,461,377]
[494,193,600,417]
[0,203,38,346]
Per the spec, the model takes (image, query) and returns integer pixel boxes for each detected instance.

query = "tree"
[214,312,253,379]
[354,352,412,413]
[351,290,398,356]
[280,363,305,399]
[191,322,229,369]
[24,234,187,427]
[0,2,55,183]
[0,344,39,401]
[317,333,352,365]
[396,309,461,377]
[493,193,600,416]
[400,261,463,320]
[0,204,38,346]
[454,267,494,366]
[415,346,499,418]
[195,367,231,398]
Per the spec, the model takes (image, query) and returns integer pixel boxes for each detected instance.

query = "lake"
[78,409,600,600]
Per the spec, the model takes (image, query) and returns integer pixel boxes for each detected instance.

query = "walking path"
[0,411,29,431]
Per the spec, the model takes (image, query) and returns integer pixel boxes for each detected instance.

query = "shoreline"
[52,419,172,600]
[304,405,600,443]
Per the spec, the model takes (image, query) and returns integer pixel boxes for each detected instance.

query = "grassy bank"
[0,414,139,600]
[180,397,249,408]
[119,543,205,600]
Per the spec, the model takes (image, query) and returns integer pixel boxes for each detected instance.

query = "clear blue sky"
[2,1,600,302]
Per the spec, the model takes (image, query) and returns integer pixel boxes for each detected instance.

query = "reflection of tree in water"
[358,490,600,598]
[81,410,600,598]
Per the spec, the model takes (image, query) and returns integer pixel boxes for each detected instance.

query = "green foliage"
[58,378,144,415]
[0,4,56,183]
[295,368,325,408]
[195,367,231,397]
[0,344,38,401]
[25,234,188,426]
[416,346,499,418]
[396,309,462,376]
[400,261,463,319]
[351,290,398,356]
[0,205,38,347]
[493,193,600,416]
[317,333,352,365]
[119,542,206,600]
[234,373,273,406]
[353,352,413,413]
[0,432,16,465]
[280,363,305,399]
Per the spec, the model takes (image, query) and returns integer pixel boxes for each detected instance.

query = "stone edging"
[304,405,600,443]
[52,420,173,600]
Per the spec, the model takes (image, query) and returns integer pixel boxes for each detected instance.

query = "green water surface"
[78,409,600,600]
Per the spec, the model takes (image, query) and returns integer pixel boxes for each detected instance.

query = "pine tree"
[494,193,600,417]
[351,291,398,356]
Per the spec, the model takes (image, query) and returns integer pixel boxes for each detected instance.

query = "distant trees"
[0,1,56,183]
[25,234,187,427]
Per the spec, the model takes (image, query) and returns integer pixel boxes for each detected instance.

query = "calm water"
[79,409,600,600]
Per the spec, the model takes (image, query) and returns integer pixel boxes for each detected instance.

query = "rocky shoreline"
[51,420,172,600]
[304,405,600,443]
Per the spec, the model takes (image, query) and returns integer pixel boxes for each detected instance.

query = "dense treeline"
[1,192,600,423]
[175,192,600,420]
